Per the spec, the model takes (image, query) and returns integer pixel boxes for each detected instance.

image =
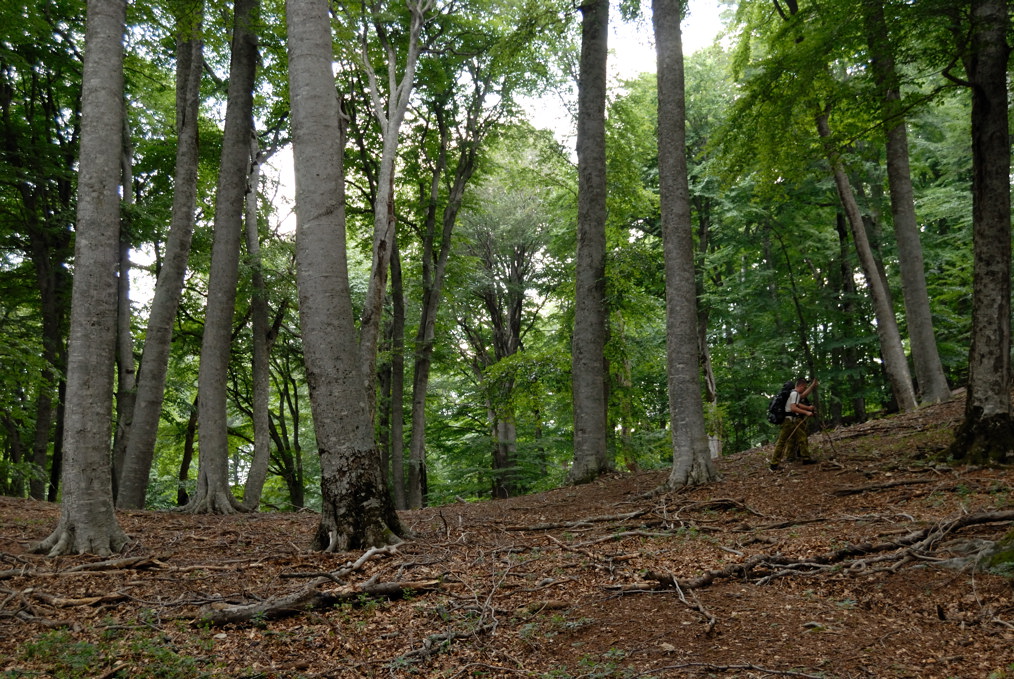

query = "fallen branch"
[505,510,648,531]
[831,478,934,496]
[197,578,440,626]
[640,509,1014,590]
[29,590,129,607]
[631,661,828,678]
[64,556,166,573]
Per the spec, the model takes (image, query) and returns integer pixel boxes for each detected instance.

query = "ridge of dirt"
[1,395,1012,678]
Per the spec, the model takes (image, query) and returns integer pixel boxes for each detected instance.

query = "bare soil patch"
[2,395,1012,678]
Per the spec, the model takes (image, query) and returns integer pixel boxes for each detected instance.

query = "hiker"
[769,377,818,470]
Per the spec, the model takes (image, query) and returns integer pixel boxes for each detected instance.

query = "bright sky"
[529,0,728,139]
[613,0,728,78]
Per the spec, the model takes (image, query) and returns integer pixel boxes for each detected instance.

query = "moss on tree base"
[982,529,1014,576]
[947,409,1014,465]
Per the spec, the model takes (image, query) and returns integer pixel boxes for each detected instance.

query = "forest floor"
[1,393,1013,679]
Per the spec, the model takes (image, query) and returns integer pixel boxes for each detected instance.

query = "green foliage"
[17,629,217,679]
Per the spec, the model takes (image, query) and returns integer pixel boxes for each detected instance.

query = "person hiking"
[768,377,818,470]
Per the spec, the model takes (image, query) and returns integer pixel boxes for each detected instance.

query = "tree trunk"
[177,396,198,506]
[654,0,716,489]
[834,213,866,423]
[357,0,428,423]
[816,111,917,413]
[491,415,518,499]
[406,97,483,509]
[188,0,258,514]
[31,0,129,556]
[569,0,611,485]
[112,110,137,497]
[241,137,272,511]
[286,0,402,550]
[862,0,950,405]
[948,0,1014,463]
[116,14,203,508]
[388,240,407,509]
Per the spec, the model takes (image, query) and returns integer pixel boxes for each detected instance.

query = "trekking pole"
[815,416,841,459]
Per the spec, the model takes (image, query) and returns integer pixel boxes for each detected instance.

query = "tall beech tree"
[569,0,611,484]
[861,0,950,405]
[654,0,716,488]
[31,0,128,556]
[948,0,1013,463]
[286,0,402,550]
[188,0,259,514]
[117,3,204,509]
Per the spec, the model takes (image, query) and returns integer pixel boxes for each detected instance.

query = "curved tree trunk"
[569,0,611,485]
[116,14,203,509]
[189,0,259,514]
[862,0,950,405]
[816,111,917,413]
[948,0,1014,463]
[286,0,402,551]
[357,0,428,422]
[31,0,129,556]
[654,0,716,489]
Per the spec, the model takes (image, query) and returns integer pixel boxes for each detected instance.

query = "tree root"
[637,509,1014,591]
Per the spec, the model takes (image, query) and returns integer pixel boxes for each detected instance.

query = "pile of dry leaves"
[1,394,1012,678]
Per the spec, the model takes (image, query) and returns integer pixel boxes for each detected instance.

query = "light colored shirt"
[785,390,800,414]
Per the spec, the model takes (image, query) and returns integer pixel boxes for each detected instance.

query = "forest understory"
[1,393,1012,678]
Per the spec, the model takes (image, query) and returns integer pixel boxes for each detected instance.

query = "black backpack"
[766,380,795,425]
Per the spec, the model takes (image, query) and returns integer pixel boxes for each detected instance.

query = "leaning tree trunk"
[948,0,1014,463]
[188,0,258,514]
[116,13,203,509]
[816,111,917,413]
[286,0,402,551]
[862,0,950,405]
[241,138,272,511]
[568,0,611,485]
[654,0,716,489]
[31,0,129,557]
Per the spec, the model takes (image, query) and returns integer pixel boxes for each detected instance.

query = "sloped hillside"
[1,394,1012,678]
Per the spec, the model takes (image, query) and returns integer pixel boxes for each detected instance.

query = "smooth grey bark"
[862,0,950,405]
[112,108,136,496]
[31,0,128,556]
[116,16,203,508]
[286,0,402,550]
[948,0,1014,463]
[189,0,258,514]
[654,0,716,489]
[816,111,917,413]
[241,137,272,510]
[568,0,611,485]
[356,0,431,419]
